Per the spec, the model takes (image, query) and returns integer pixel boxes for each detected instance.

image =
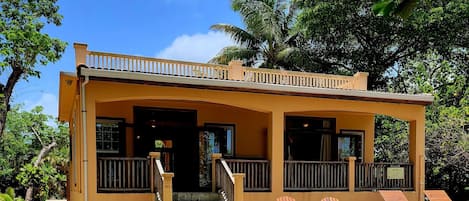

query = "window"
[203,124,235,156]
[337,130,364,161]
[96,118,124,154]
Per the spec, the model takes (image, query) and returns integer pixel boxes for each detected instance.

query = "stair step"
[173,192,220,201]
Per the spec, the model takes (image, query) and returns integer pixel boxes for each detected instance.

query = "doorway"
[133,107,198,192]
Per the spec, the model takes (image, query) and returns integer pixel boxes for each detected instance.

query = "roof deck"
[74,43,369,91]
[72,43,433,105]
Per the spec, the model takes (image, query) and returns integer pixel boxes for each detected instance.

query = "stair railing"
[213,154,244,201]
[150,152,174,201]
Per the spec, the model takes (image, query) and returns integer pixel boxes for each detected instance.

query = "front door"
[134,107,198,192]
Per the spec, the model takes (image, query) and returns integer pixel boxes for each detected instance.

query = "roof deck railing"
[74,43,368,90]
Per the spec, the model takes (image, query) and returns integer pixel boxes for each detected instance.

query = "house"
[59,43,433,201]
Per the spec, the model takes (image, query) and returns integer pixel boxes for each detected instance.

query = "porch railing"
[216,159,235,201]
[97,157,150,192]
[355,163,413,191]
[225,159,270,191]
[75,43,368,90]
[284,161,349,191]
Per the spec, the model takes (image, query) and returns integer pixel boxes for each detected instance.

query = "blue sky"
[11,0,242,119]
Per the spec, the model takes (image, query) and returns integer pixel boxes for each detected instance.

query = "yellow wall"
[96,100,269,158]
[64,79,426,201]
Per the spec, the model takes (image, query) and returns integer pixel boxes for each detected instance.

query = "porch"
[96,156,414,193]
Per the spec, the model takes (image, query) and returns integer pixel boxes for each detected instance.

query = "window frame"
[204,123,236,157]
[96,117,126,156]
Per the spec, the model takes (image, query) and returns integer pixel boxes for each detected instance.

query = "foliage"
[374,115,409,162]
[0,187,23,201]
[295,0,468,89]
[0,0,67,138]
[210,0,305,70]
[377,51,469,200]
[0,105,69,200]
[372,0,418,18]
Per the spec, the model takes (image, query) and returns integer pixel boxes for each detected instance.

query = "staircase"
[173,192,221,201]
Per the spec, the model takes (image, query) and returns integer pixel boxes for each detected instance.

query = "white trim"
[79,68,433,104]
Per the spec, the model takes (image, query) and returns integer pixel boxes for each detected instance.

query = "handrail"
[216,159,235,201]
[154,160,165,201]
[150,153,173,201]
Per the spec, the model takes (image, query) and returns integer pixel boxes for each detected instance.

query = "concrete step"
[173,192,221,201]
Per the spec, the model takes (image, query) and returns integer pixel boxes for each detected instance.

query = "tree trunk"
[0,67,24,138]
[25,141,57,201]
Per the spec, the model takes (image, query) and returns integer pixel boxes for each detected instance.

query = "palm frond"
[235,0,284,42]
[210,24,260,48]
[209,46,258,65]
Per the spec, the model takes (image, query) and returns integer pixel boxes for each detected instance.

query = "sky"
[11,0,242,119]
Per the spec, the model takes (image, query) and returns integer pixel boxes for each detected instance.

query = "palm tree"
[210,0,302,70]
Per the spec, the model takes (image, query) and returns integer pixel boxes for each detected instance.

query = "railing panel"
[355,163,413,191]
[97,157,150,192]
[284,161,349,191]
[243,68,354,89]
[86,51,229,80]
[225,159,270,191]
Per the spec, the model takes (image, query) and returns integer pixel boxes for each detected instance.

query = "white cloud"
[156,31,235,63]
[24,92,58,119]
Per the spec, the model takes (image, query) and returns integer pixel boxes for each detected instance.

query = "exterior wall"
[96,100,269,158]
[69,79,426,201]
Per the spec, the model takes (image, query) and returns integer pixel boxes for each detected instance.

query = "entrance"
[133,107,198,192]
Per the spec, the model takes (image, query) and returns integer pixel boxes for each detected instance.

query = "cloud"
[156,31,235,63]
[24,92,58,119]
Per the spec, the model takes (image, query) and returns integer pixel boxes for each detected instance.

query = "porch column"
[409,114,425,201]
[268,111,284,194]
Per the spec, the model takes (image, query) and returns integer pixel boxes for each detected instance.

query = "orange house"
[59,43,433,201]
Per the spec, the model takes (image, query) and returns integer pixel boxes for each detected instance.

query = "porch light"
[146,119,158,128]
[303,123,309,128]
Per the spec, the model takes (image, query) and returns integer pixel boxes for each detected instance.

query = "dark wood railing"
[225,159,270,191]
[355,163,413,191]
[97,157,150,192]
[216,159,235,201]
[284,161,349,191]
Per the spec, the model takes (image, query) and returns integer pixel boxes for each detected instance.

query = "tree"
[210,0,304,70]
[376,51,468,200]
[0,0,67,138]
[295,0,468,89]
[0,105,69,201]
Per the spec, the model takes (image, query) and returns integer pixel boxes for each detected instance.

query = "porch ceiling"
[78,67,433,106]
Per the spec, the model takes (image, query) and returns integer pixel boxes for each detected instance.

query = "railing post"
[74,43,88,67]
[347,156,356,192]
[228,60,244,81]
[211,153,223,192]
[149,152,160,193]
[353,72,368,90]
[162,173,174,201]
[233,173,245,201]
